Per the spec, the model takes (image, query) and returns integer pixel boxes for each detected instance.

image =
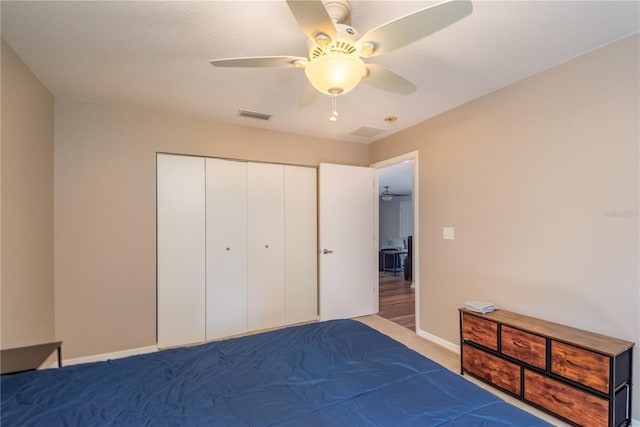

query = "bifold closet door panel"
[157,154,206,348]
[205,159,248,340]
[284,166,318,324]
[247,163,285,331]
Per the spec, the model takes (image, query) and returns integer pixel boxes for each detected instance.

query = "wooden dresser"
[459,308,634,427]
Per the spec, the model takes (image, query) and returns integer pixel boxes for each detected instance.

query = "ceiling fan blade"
[362,64,417,95]
[210,56,307,68]
[286,0,337,42]
[299,82,321,107]
[356,0,473,57]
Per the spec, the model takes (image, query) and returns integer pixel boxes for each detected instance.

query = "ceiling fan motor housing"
[308,23,360,59]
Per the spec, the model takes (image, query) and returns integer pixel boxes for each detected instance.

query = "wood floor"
[378,272,415,331]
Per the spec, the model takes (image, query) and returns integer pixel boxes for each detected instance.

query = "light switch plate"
[443,227,454,240]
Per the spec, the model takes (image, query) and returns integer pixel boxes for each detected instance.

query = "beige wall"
[371,34,639,412]
[1,40,55,348]
[54,99,369,358]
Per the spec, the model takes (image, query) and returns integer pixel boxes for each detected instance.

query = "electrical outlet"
[443,227,454,240]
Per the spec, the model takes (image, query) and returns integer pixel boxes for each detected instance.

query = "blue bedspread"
[1,320,552,426]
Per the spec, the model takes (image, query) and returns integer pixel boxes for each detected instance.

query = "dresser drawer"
[462,313,498,351]
[524,369,609,426]
[501,325,546,369]
[551,340,610,394]
[463,343,521,395]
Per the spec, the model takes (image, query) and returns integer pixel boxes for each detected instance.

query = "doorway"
[372,152,419,332]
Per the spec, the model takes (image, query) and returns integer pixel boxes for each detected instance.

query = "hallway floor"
[378,272,415,331]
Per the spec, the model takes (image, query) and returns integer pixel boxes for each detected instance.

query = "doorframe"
[370,151,420,331]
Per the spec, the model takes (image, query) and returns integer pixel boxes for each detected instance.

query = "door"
[284,166,318,324]
[319,163,376,320]
[157,154,206,348]
[205,158,248,340]
[247,162,285,330]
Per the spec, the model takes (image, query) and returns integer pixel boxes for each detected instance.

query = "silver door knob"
[323,249,334,254]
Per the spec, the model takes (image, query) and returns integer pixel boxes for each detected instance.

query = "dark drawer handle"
[566,359,592,371]
[512,340,528,349]
[550,393,574,407]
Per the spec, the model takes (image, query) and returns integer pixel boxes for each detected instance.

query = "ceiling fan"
[210,0,473,115]
[381,186,408,201]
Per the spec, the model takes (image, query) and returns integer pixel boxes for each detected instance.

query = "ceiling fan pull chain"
[329,93,339,122]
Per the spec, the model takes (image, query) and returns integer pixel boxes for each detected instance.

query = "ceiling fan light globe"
[304,53,366,95]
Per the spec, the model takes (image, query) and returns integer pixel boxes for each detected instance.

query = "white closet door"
[206,158,248,340]
[247,163,285,330]
[284,166,318,324]
[157,154,206,348]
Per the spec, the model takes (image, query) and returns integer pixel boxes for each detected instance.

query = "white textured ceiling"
[2,1,638,144]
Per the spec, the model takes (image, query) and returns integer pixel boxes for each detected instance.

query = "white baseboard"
[417,328,460,354]
[44,345,158,369]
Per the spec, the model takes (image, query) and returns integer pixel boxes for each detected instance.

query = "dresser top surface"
[459,308,634,356]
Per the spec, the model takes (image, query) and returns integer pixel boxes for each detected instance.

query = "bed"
[1,319,552,426]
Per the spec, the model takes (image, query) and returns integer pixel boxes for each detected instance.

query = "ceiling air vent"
[238,109,272,121]
[349,126,386,138]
